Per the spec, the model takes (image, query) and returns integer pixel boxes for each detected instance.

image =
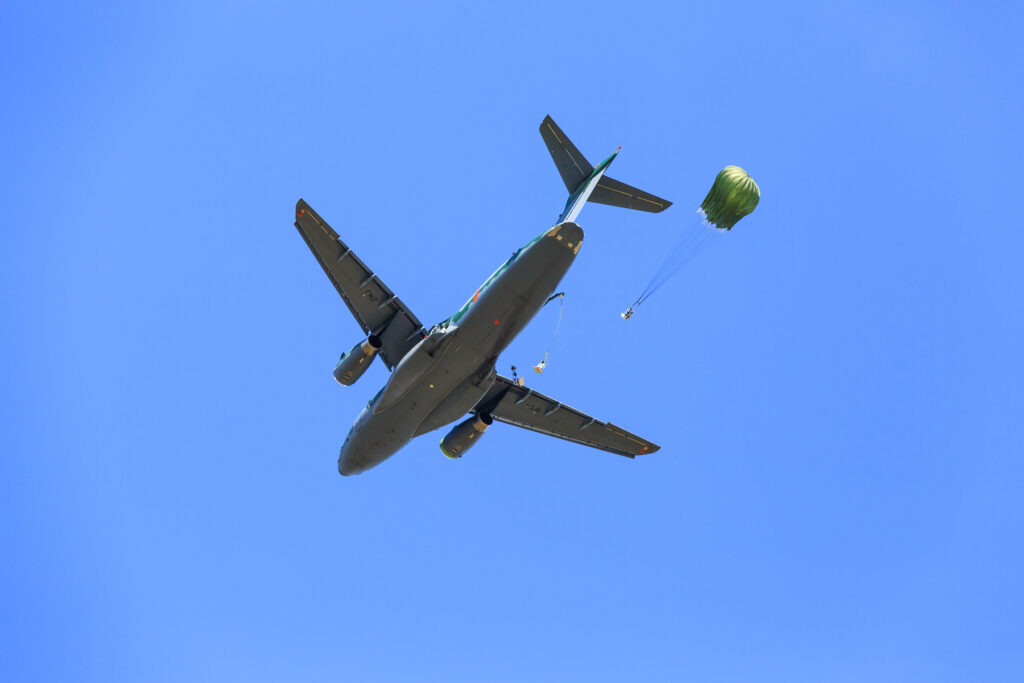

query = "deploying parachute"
[700,165,760,230]
[622,166,760,318]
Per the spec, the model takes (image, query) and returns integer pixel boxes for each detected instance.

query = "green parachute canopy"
[700,165,760,230]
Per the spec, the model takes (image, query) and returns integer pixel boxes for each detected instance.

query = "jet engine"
[333,335,382,385]
[439,413,492,459]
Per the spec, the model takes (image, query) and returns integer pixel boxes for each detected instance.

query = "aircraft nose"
[339,429,377,476]
[339,445,361,476]
[338,434,359,476]
[338,435,363,476]
[339,457,357,476]
[335,405,404,476]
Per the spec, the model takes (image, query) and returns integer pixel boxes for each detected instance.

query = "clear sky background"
[3,1,1022,681]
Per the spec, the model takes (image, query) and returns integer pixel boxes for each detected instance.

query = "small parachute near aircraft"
[622,165,760,319]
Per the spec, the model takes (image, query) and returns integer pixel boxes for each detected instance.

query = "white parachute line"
[642,231,705,299]
[638,220,704,301]
[630,209,728,312]
[534,293,565,373]
[636,221,722,305]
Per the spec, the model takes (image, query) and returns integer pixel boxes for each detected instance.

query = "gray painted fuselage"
[339,222,583,475]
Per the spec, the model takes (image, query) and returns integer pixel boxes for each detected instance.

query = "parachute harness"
[533,292,565,373]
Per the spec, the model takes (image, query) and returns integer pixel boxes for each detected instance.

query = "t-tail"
[540,115,672,223]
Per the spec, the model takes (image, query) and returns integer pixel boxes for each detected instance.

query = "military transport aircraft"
[294,116,671,475]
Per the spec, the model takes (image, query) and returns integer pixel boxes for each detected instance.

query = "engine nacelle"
[333,335,382,386]
[440,413,492,459]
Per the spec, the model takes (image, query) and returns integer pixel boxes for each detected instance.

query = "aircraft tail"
[540,115,672,223]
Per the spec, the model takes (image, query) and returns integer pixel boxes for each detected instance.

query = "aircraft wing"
[473,375,660,458]
[294,199,427,370]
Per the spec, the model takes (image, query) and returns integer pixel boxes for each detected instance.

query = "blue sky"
[2,1,1022,680]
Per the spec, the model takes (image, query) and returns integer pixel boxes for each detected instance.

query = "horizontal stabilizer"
[591,175,672,213]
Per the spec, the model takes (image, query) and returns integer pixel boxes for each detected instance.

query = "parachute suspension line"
[644,216,706,293]
[533,292,565,373]
[659,223,719,289]
[623,211,724,318]
[642,214,720,301]
[623,166,759,319]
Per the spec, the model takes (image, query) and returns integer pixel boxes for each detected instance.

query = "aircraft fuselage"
[338,222,583,475]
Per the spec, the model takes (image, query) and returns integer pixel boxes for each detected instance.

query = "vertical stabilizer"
[540,115,594,192]
[540,115,672,222]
